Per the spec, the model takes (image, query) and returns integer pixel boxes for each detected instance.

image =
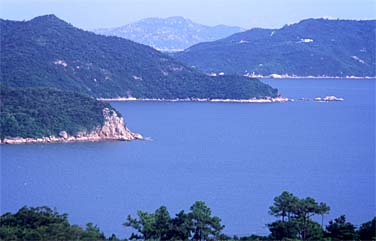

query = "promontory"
[0,87,142,144]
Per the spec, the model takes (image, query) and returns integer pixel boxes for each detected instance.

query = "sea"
[1,78,375,238]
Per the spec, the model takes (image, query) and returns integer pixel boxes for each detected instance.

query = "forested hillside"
[0,15,277,99]
[175,19,376,77]
[0,87,116,139]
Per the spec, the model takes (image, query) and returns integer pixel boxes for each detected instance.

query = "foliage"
[124,201,223,241]
[0,206,106,241]
[175,19,376,77]
[358,217,376,241]
[0,15,277,99]
[324,215,358,240]
[268,191,299,222]
[268,191,329,240]
[0,86,117,139]
[189,201,224,241]
[2,193,374,241]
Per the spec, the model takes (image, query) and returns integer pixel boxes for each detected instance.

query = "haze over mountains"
[175,19,376,77]
[0,15,277,99]
[93,16,244,52]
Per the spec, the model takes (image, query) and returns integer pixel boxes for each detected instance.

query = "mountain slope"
[0,15,277,99]
[175,19,376,77]
[93,16,244,51]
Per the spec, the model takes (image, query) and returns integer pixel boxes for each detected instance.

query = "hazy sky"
[1,0,375,30]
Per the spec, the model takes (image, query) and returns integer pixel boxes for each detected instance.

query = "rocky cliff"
[1,108,143,144]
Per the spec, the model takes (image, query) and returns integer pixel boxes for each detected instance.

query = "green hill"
[0,15,277,99]
[0,87,116,139]
[174,19,376,77]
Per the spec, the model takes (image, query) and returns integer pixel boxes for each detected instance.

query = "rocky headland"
[1,108,143,144]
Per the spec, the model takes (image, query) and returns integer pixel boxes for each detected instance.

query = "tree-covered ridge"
[1,192,375,241]
[175,19,376,77]
[0,87,116,139]
[0,15,277,99]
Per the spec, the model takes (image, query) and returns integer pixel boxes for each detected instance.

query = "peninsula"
[0,87,142,144]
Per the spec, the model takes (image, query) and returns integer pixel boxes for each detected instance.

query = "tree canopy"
[268,191,330,240]
[0,206,108,241]
[1,192,374,241]
[124,201,224,241]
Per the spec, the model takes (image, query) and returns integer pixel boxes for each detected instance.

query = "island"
[0,87,142,144]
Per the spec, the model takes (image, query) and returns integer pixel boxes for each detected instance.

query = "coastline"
[243,74,376,79]
[97,96,344,103]
[97,97,290,103]
[0,131,143,145]
[0,108,144,145]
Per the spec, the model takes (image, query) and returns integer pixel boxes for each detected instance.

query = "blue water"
[1,78,375,238]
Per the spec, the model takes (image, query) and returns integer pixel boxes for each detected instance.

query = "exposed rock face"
[1,108,143,144]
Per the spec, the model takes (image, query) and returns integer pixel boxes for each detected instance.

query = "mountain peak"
[137,16,192,25]
[93,17,243,51]
[165,16,190,22]
[31,14,59,21]
[29,14,68,25]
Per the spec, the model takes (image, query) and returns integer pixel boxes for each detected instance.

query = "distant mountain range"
[174,19,376,77]
[0,15,277,99]
[93,16,244,52]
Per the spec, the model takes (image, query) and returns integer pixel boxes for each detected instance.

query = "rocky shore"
[243,73,376,79]
[1,108,143,144]
[97,96,290,103]
[98,96,344,103]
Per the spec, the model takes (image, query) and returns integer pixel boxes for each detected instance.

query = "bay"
[1,78,374,238]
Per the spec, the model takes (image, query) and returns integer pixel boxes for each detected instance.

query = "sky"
[1,0,375,30]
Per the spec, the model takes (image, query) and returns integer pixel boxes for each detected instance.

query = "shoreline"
[97,96,344,103]
[0,133,144,145]
[97,97,290,103]
[243,74,376,79]
[0,130,144,145]
[1,108,144,145]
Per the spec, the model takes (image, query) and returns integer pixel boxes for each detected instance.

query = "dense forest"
[0,87,117,139]
[1,192,375,241]
[0,15,277,99]
[175,19,376,77]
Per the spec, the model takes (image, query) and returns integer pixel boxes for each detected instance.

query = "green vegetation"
[175,19,376,77]
[0,87,116,139]
[325,215,358,240]
[267,191,330,240]
[0,206,108,241]
[1,192,375,241]
[124,201,224,241]
[358,217,376,241]
[0,15,277,99]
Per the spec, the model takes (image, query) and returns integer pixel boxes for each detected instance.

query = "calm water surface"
[1,78,375,237]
